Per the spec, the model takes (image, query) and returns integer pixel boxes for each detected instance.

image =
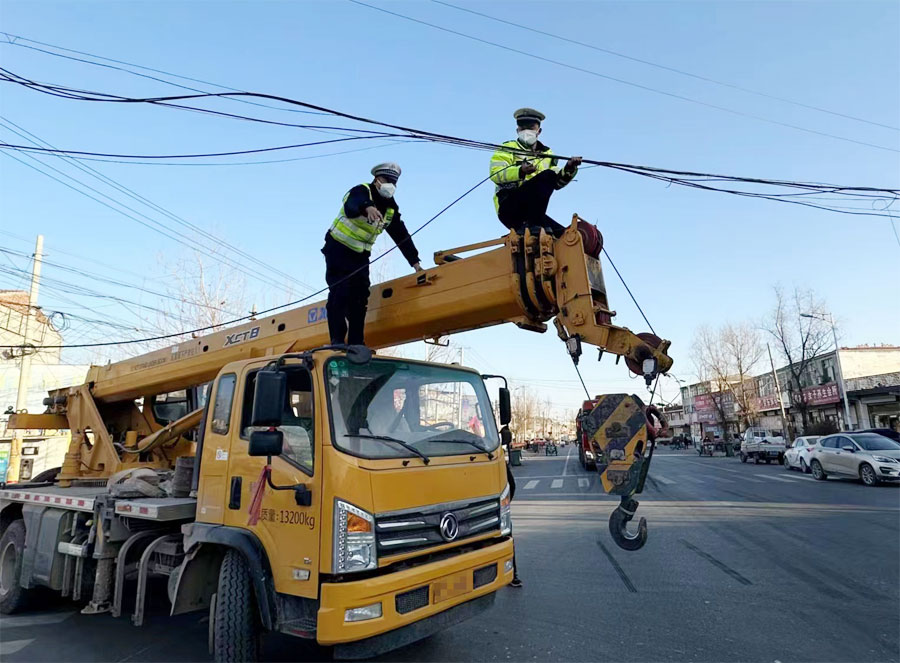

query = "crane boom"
[78,220,670,403]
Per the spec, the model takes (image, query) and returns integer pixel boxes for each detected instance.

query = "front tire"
[800,459,809,474]
[860,463,878,487]
[783,456,792,470]
[811,460,827,481]
[0,520,33,614]
[214,550,260,663]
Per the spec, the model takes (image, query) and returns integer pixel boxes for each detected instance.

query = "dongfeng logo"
[439,512,460,542]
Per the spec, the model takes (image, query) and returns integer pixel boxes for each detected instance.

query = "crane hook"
[609,496,647,551]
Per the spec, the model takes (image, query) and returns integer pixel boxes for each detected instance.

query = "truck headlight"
[500,484,512,536]
[333,500,377,573]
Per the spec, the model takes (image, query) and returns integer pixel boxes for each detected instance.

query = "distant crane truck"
[0,219,672,661]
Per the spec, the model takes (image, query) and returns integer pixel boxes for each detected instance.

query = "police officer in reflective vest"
[489,108,582,238]
[323,162,423,346]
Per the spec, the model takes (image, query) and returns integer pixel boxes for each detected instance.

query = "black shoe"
[509,577,523,588]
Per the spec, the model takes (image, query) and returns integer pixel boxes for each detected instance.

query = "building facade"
[677,346,900,440]
[1,290,88,481]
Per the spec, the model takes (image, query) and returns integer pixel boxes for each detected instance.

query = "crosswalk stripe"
[753,474,799,483]
[578,478,589,488]
[523,480,539,490]
[0,639,33,656]
[551,479,564,489]
[654,475,675,485]
[0,611,75,628]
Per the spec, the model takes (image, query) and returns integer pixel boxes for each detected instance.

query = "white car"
[783,435,821,473]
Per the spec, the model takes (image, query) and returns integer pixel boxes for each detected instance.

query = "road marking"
[562,445,573,476]
[578,478,589,488]
[706,475,730,482]
[680,476,706,484]
[654,475,675,485]
[753,474,800,483]
[523,480,539,490]
[0,611,75,628]
[741,477,764,483]
[551,479,564,489]
[0,639,33,656]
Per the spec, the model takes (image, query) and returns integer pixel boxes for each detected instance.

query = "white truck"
[740,427,786,464]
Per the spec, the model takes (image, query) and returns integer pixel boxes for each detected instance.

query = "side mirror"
[251,370,287,427]
[249,429,284,457]
[841,445,855,453]
[498,387,511,426]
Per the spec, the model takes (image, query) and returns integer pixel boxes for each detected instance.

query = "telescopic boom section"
[12,217,672,481]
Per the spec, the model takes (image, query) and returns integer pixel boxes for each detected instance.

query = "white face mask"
[517,129,539,147]
[376,182,396,198]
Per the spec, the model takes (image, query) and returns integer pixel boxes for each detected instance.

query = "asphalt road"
[2,445,898,662]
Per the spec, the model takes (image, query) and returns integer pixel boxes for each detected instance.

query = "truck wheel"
[0,520,33,614]
[811,460,827,481]
[860,463,878,487]
[754,454,761,464]
[740,453,747,463]
[213,550,260,663]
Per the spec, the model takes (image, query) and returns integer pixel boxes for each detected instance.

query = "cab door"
[196,372,238,525]
[222,364,322,599]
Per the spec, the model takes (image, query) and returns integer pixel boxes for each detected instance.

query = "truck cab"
[0,348,514,661]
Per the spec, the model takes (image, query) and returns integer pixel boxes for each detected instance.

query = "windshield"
[326,357,500,460]
[852,434,900,451]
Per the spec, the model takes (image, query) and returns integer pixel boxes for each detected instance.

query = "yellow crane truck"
[0,219,672,661]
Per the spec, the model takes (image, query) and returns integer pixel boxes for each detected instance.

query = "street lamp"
[801,312,853,431]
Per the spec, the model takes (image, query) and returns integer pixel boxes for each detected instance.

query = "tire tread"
[214,549,258,663]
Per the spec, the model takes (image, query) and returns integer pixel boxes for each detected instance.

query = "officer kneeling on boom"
[489,108,582,238]
[323,162,423,346]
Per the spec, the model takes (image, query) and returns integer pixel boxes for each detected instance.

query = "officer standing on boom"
[323,162,423,346]
[489,108,582,237]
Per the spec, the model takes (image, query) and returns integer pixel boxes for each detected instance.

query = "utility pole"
[767,343,790,441]
[801,312,853,430]
[7,234,44,483]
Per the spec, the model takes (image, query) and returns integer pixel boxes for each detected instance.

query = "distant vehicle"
[576,398,600,470]
[740,427,785,464]
[810,432,900,486]
[783,435,821,473]
[858,428,900,443]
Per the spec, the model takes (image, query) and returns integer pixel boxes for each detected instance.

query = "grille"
[473,563,497,588]
[376,497,501,557]
[395,586,429,615]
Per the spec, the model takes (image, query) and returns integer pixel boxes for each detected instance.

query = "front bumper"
[875,464,900,480]
[317,537,514,648]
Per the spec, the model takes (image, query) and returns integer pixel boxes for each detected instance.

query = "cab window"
[211,374,236,435]
[241,368,314,473]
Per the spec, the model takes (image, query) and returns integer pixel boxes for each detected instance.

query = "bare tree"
[765,286,832,431]
[692,322,764,437]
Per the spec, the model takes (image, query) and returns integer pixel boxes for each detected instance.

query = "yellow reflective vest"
[329,183,395,253]
[489,140,577,212]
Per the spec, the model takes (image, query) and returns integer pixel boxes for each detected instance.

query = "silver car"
[810,433,900,486]
[783,435,821,473]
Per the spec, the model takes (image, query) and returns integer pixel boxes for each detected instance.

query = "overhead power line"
[1,147,310,295]
[0,117,318,294]
[1,67,896,220]
[431,0,899,133]
[347,0,898,154]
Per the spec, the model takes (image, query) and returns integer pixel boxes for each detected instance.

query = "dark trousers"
[322,237,371,346]
[497,169,566,238]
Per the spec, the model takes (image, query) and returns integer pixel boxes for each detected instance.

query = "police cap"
[371,162,401,182]
[514,108,546,125]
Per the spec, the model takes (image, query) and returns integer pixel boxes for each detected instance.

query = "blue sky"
[1,0,898,412]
